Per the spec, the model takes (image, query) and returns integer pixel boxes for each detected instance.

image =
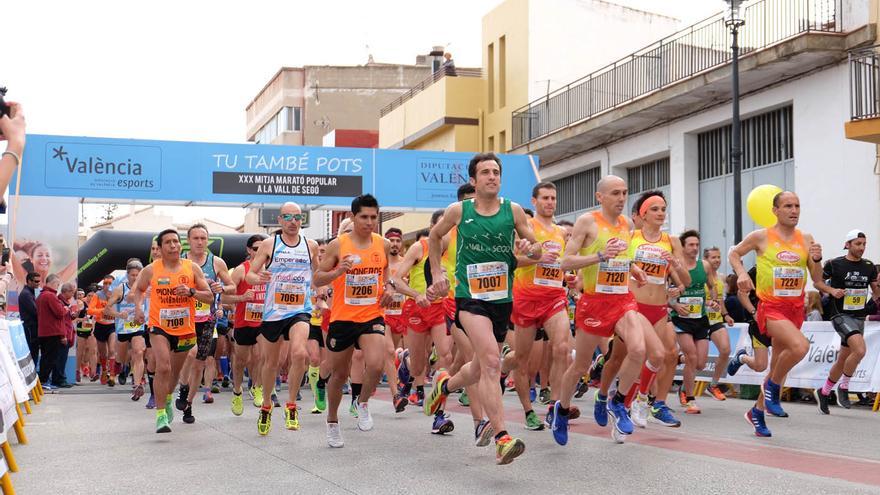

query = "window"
[288,107,302,131]
[627,157,670,194]
[698,106,793,180]
[487,135,495,152]
[488,42,495,113]
[499,36,506,109]
[498,130,506,152]
[253,106,302,144]
[554,167,601,215]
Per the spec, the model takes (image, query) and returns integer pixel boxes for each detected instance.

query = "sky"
[5,0,723,227]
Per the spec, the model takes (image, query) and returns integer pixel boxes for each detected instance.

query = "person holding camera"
[0,100,25,197]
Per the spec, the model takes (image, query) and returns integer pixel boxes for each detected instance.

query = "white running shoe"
[327,422,344,448]
[356,402,373,431]
[631,393,649,429]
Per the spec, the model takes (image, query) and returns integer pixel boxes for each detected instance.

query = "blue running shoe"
[762,381,789,418]
[431,412,455,435]
[745,407,772,437]
[397,349,411,386]
[550,401,569,446]
[607,398,634,436]
[649,401,681,427]
[529,387,537,403]
[593,391,608,427]
[727,349,747,376]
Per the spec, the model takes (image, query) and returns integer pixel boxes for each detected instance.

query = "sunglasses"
[280,213,305,222]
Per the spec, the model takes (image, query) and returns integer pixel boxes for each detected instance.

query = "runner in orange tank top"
[131,228,215,434]
[729,191,832,438]
[313,194,398,446]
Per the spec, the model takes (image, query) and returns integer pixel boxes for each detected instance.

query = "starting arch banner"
[20,134,538,209]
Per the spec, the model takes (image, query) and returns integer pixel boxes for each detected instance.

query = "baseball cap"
[844,229,865,248]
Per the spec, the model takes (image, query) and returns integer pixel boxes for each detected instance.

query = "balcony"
[380,68,483,117]
[511,0,872,164]
[845,45,880,143]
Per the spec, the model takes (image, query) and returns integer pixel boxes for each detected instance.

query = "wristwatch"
[597,251,607,263]
[189,288,196,297]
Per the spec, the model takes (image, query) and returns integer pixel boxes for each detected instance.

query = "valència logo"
[50,144,157,189]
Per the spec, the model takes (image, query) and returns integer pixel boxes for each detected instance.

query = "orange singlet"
[148,259,197,336]
[330,233,386,324]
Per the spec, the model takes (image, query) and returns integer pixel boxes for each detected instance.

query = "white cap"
[844,229,865,247]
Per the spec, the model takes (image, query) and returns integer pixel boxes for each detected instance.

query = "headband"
[639,196,666,218]
[385,231,402,240]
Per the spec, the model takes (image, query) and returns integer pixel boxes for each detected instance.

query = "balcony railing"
[512,0,843,148]
[379,67,482,117]
[850,45,880,120]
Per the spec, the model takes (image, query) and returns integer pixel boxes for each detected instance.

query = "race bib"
[385,293,405,316]
[844,288,869,311]
[81,319,95,331]
[344,274,379,306]
[467,262,509,301]
[121,317,142,334]
[159,307,190,330]
[534,262,564,288]
[596,258,630,294]
[275,283,306,311]
[633,247,668,285]
[194,299,211,319]
[679,296,704,319]
[244,302,263,322]
[773,267,805,297]
[707,308,723,325]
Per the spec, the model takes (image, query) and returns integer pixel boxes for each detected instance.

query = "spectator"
[37,274,75,389]
[54,282,78,386]
[805,290,823,321]
[442,52,456,76]
[0,101,25,199]
[19,271,40,362]
[723,273,748,323]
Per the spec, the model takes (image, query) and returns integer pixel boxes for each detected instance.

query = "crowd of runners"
[64,152,878,464]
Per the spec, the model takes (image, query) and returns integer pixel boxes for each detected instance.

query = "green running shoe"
[231,392,243,416]
[315,386,327,412]
[156,410,171,433]
[524,410,545,431]
[252,386,264,408]
[257,407,272,436]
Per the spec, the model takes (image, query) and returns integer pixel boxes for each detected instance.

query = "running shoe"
[43,383,56,391]
[588,354,605,388]
[631,393,649,428]
[408,392,418,405]
[327,422,344,448]
[356,402,373,431]
[221,375,230,389]
[156,411,171,433]
[100,371,108,385]
[813,388,830,415]
[727,349,747,376]
[296,390,302,401]
[525,410,544,431]
[429,347,438,367]
[649,401,681,427]
[341,382,350,395]
[539,387,553,404]
[203,390,214,404]
[431,412,454,435]
[544,405,554,429]
[684,400,701,414]
[575,378,590,398]
[258,407,272,436]
[475,419,494,447]
[131,384,145,402]
[165,395,174,423]
[251,386,263,408]
[458,389,470,407]
[762,381,788,418]
[706,384,726,401]
[495,435,525,465]
[415,388,425,407]
[232,392,244,416]
[499,372,509,395]
[393,394,408,413]
[107,376,115,387]
[550,401,569,446]
[146,394,156,409]
[315,386,327,412]
[211,380,220,394]
[285,404,300,430]
[271,392,281,408]
[397,349,411,388]
[176,384,190,411]
[90,373,99,383]
[182,403,195,424]
[82,366,91,378]
[837,387,852,409]
[424,370,450,416]
[678,389,687,407]
[310,406,321,414]
[118,368,127,385]
[745,407,771,437]
[607,398,634,437]
[593,391,608,427]
[349,400,358,418]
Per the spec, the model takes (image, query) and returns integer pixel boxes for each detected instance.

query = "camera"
[0,87,8,119]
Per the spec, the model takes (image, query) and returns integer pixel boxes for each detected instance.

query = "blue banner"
[6,320,36,389]
[20,135,538,209]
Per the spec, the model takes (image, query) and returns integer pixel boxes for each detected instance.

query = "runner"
[179,224,235,424]
[703,246,735,401]
[814,230,879,413]
[307,239,330,414]
[550,175,653,445]
[220,234,267,417]
[381,229,407,414]
[74,288,97,382]
[503,181,572,431]
[391,213,455,433]
[728,191,831,437]
[314,194,397,448]
[669,230,722,415]
[144,239,161,409]
[88,275,118,386]
[105,261,148,401]
[727,267,772,381]
[423,152,541,464]
[246,203,320,435]
[131,228,215,433]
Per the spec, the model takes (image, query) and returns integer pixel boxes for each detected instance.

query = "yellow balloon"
[747,184,783,228]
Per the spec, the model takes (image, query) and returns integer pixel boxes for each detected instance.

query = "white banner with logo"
[675,322,880,392]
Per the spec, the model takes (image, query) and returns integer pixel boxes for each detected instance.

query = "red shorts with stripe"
[575,292,639,338]
[637,302,669,326]
[756,300,804,336]
[403,299,446,333]
[444,297,456,321]
[510,291,568,329]
[384,314,407,335]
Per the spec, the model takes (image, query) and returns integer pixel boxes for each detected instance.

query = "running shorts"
[233,326,260,346]
[384,314,407,336]
[308,324,325,348]
[672,316,710,341]
[260,313,310,344]
[326,317,386,352]
[510,292,568,329]
[575,293,639,338]
[94,323,115,343]
[454,298,512,344]
[150,327,196,353]
[637,302,669,326]
[756,300,804,336]
[830,314,865,347]
[403,299,445,333]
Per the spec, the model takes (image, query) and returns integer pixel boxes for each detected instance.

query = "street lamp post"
[726,0,745,244]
